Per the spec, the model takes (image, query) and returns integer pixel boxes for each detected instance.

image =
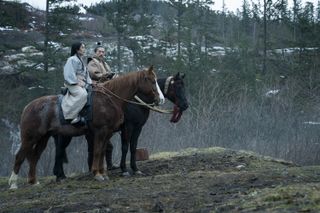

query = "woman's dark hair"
[70,42,83,56]
[70,42,85,70]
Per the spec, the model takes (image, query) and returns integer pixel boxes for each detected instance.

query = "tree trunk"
[44,0,49,73]
[177,0,182,60]
[117,32,121,72]
[263,0,267,74]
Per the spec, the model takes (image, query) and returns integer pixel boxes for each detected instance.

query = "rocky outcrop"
[0,46,43,75]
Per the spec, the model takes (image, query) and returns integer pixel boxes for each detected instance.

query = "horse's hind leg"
[85,133,94,171]
[9,143,32,189]
[53,135,72,182]
[26,135,50,184]
[12,145,29,174]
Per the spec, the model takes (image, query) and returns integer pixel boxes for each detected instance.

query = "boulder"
[3,53,26,62]
[21,46,38,53]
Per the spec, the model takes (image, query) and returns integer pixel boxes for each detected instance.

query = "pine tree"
[43,0,81,72]
[292,0,302,42]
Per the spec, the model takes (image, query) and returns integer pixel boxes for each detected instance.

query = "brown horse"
[8,66,163,189]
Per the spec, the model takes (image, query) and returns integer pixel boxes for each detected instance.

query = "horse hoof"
[56,174,67,183]
[134,170,144,175]
[94,175,105,182]
[122,172,131,177]
[9,183,18,190]
[27,180,40,185]
[8,171,18,189]
[56,177,66,183]
[103,175,110,181]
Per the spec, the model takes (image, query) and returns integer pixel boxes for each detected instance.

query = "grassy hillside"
[1,147,320,212]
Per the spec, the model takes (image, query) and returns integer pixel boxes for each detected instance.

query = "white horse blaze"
[155,79,165,105]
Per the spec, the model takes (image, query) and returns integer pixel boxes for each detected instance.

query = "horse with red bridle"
[8,66,163,189]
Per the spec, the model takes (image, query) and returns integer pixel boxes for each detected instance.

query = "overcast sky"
[17,0,319,12]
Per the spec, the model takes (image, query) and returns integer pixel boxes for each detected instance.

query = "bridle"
[164,75,181,106]
[164,76,174,95]
[138,75,177,114]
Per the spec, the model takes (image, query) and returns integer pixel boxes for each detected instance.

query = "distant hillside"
[0,1,45,50]
[1,147,320,212]
[0,0,43,29]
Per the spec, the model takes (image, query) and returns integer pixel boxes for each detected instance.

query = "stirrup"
[70,116,86,126]
[70,116,81,124]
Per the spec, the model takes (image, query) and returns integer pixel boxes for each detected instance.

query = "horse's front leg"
[105,142,115,170]
[130,126,143,174]
[100,139,112,181]
[120,124,132,176]
[92,127,109,181]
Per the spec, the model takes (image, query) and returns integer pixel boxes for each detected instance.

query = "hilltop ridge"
[1,147,320,212]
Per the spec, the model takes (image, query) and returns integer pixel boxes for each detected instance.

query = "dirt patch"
[1,147,320,212]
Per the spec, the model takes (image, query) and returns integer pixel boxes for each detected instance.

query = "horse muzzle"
[153,97,160,106]
[170,101,188,123]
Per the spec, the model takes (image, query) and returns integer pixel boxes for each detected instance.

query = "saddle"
[58,85,93,126]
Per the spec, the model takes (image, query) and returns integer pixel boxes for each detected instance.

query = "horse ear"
[175,72,185,79]
[147,65,154,73]
[173,72,179,80]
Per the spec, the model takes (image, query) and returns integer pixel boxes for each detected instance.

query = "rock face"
[21,46,38,53]
[0,64,14,74]
[0,46,43,74]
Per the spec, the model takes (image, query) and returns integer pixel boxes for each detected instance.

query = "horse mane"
[100,70,145,92]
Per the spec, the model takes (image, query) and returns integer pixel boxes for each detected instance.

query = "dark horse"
[53,72,188,181]
[8,66,163,189]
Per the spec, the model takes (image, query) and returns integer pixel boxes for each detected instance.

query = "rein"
[93,86,155,106]
[133,76,175,114]
[93,84,173,114]
[133,75,175,114]
[134,96,173,114]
